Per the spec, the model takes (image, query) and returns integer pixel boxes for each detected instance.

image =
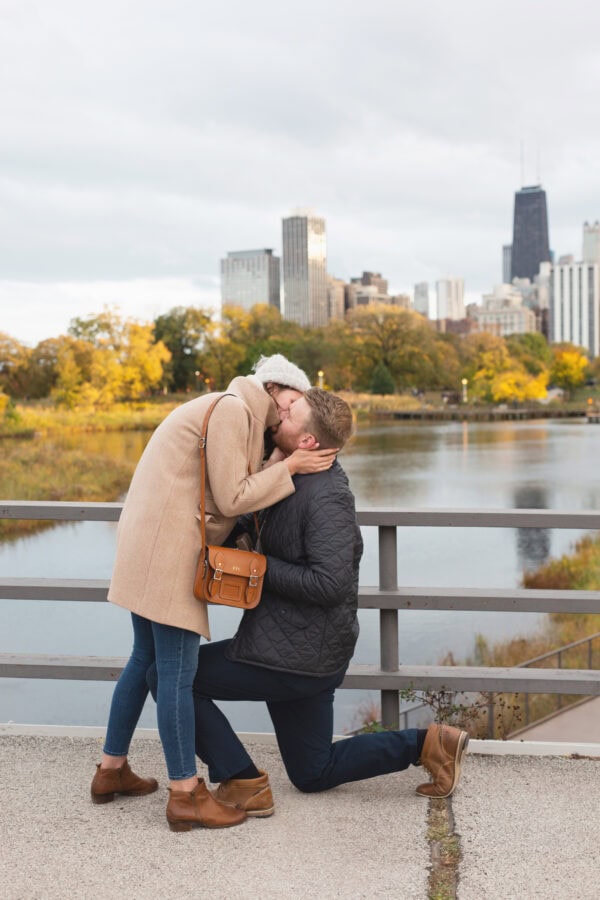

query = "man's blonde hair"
[303,388,354,449]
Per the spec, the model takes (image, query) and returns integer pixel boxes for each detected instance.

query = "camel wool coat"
[108,375,295,638]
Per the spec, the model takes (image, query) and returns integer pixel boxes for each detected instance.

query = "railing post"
[379,525,399,729]
[487,695,495,738]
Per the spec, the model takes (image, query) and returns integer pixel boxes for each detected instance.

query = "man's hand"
[285,447,338,475]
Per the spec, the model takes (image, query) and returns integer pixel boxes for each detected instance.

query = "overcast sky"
[2,0,600,345]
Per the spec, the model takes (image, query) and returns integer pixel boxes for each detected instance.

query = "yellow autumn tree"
[490,369,549,403]
[550,347,588,393]
[61,308,171,405]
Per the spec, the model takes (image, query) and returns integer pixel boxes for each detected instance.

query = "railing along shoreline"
[1,501,599,731]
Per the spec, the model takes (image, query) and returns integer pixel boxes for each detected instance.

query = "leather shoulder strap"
[198,393,234,553]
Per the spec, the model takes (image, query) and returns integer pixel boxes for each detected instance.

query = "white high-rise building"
[551,259,600,356]
[435,278,465,320]
[550,222,600,356]
[583,221,600,265]
[220,249,280,311]
[282,209,328,326]
[413,282,430,317]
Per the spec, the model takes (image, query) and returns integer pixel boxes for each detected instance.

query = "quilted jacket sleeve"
[264,484,358,608]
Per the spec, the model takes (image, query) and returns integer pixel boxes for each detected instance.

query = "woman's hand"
[285,447,338,475]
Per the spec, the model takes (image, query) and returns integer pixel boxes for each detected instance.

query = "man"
[192,388,470,815]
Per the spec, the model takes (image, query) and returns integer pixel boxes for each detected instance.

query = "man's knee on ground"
[286,768,328,794]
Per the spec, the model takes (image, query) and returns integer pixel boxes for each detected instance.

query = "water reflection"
[2,417,599,731]
[513,485,551,571]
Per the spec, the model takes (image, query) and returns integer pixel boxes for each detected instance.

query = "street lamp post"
[461,378,468,404]
[317,370,324,389]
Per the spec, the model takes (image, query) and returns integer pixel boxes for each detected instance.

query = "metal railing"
[1,502,600,729]
[517,632,600,726]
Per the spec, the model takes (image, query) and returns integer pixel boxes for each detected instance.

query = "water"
[2,418,599,733]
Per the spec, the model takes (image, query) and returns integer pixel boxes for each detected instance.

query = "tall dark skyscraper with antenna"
[510,185,551,281]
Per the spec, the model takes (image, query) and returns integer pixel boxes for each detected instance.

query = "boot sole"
[416,731,470,799]
[91,784,158,804]
[167,819,246,832]
[246,806,275,818]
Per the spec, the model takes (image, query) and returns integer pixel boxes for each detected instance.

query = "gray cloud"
[1,0,600,341]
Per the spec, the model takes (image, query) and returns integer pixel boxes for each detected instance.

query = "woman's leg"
[102,612,155,766]
[151,621,200,790]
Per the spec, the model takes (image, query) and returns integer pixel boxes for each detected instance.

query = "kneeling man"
[194,388,469,814]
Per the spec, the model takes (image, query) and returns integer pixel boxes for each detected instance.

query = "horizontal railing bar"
[342,665,600,694]
[0,501,122,521]
[3,578,600,615]
[359,586,600,614]
[356,508,600,529]
[1,654,598,694]
[0,578,110,601]
[0,654,127,680]
[1,501,599,530]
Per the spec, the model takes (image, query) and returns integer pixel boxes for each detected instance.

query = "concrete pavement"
[1,729,598,899]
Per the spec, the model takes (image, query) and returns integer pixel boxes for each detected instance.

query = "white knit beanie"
[252,354,311,392]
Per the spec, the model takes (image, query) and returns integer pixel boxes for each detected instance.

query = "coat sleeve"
[264,487,359,608]
[205,395,294,517]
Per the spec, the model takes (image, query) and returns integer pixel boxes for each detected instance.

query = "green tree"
[153,306,212,392]
[0,333,31,397]
[370,361,395,394]
[21,336,93,399]
[506,333,552,376]
[343,304,457,391]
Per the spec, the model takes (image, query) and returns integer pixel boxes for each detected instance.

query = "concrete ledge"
[469,738,600,757]
[3,723,600,758]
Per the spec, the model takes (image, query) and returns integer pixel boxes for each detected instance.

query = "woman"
[91,355,337,832]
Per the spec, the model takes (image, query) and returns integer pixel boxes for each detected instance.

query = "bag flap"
[206,546,267,578]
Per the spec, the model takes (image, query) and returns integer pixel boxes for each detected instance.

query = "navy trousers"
[190,639,421,792]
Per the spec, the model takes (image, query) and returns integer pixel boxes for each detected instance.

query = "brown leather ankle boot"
[166,779,247,832]
[416,723,469,799]
[91,760,158,804]
[213,770,274,817]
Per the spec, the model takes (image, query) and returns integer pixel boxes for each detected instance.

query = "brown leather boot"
[212,770,274,818]
[91,760,158,804]
[415,723,469,799]
[166,779,247,832]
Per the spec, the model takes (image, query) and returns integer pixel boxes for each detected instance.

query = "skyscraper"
[583,221,600,265]
[510,185,551,281]
[282,210,328,326]
[435,278,465,320]
[502,245,512,283]
[220,249,280,311]
[550,222,600,356]
[413,282,430,317]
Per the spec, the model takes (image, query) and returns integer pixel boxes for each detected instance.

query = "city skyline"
[2,1,600,345]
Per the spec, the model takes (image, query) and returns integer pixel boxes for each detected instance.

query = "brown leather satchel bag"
[193,394,267,609]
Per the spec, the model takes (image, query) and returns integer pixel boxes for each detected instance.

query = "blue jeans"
[176,639,421,791]
[104,612,200,780]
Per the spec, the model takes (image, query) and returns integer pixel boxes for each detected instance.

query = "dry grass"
[0,438,135,541]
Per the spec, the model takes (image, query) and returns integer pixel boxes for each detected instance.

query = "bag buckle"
[249,574,259,588]
[214,567,223,582]
[199,437,206,449]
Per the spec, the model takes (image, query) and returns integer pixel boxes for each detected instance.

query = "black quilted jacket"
[226,460,363,676]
